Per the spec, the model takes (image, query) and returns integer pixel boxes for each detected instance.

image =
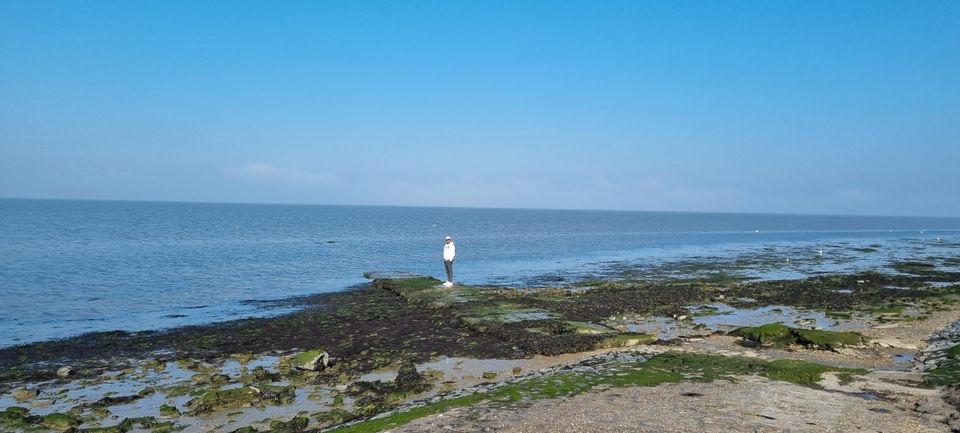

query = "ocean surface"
[2,198,960,348]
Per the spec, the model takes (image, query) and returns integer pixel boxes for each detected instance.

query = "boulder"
[292,349,329,371]
[56,366,74,377]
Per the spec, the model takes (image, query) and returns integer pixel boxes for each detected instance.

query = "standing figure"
[443,235,456,287]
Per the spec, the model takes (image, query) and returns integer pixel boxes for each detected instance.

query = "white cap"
[445,236,452,240]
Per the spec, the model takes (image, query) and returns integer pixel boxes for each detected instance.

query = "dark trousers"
[444,260,454,282]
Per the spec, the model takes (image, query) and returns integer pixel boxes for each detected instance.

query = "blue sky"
[1,1,958,216]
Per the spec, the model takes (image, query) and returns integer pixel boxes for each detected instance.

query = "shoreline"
[3,260,960,432]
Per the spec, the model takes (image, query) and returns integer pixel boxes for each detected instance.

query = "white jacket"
[443,242,456,261]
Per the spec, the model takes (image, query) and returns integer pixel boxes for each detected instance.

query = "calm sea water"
[2,199,959,347]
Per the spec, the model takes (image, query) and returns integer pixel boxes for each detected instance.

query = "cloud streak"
[227,162,339,185]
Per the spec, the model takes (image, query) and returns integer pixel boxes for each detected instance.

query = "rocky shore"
[2,252,960,433]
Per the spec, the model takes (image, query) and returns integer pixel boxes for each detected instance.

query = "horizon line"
[3,196,960,220]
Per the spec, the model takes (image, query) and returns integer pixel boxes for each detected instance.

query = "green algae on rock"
[291,349,329,371]
[597,333,657,349]
[186,385,296,415]
[346,362,434,417]
[42,412,82,430]
[159,404,181,418]
[0,406,39,430]
[926,344,960,386]
[312,409,356,428]
[268,416,309,433]
[731,323,868,349]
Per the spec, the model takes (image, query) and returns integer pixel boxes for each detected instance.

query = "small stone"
[482,371,498,380]
[57,366,74,377]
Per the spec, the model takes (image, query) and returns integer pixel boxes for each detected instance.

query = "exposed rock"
[159,404,181,418]
[732,323,867,350]
[186,385,296,415]
[871,338,919,350]
[396,362,430,393]
[12,387,37,402]
[42,413,81,430]
[269,416,309,433]
[292,349,329,371]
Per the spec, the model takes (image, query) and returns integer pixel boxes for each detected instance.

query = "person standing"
[443,235,456,287]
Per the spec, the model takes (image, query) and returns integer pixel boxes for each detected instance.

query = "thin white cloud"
[227,162,339,185]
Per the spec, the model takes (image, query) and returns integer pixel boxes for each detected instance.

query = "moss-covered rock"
[597,333,656,349]
[243,366,281,383]
[159,404,181,418]
[0,406,39,429]
[793,328,868,349]
[268,416,309,433]
[186,385,296,414]
[732,323,867,349]
[43,412,81,430]
[312,409,355,427]
[730,323,795,346]
[395,362,430,393]
[292,349,329,371]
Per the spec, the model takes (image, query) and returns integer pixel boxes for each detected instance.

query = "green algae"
[0,406,39,430]
[159,404,181,418]
[596,333,657,348]
[43,412,81,430]
[291,349,328,371]
[345,361,434,417]
[730,323,794,346]
[793,328,868,349]
[186,385,296,415]
[565,321,617,335]
[327,352,863,433]
[926,344,960,386]
[732,323,867,349]
[327,393,488,433]
[312,409,355,427]
[268,416,308,433]
[461,303,558,329]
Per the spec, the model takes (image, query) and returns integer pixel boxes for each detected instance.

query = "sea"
[2,198,959,348]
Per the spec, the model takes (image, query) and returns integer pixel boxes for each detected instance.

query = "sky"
[1,1,958,216]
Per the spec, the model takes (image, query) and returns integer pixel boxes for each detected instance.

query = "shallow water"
[0,354,535,433]
[606,303,874,341]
